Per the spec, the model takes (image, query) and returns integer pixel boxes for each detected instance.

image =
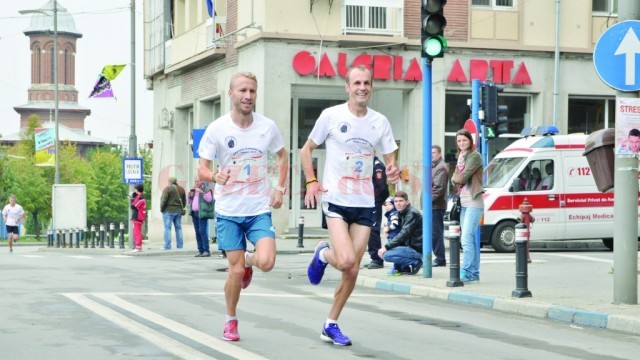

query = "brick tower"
[13,0,91,130]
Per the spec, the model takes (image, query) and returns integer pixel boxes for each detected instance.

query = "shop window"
[567,97,615,134]
[592,0,618,14]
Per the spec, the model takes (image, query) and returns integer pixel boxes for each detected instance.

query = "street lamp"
[20,0,59,184]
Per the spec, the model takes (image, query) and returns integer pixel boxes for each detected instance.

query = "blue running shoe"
[308,241,329,285]
[321,323,352,346]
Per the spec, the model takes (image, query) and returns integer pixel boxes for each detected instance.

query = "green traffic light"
[423,35,447,58]
[486,126,496,138]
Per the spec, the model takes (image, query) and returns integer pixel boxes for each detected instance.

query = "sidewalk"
[31,230,640,337]
[277,233,640,337]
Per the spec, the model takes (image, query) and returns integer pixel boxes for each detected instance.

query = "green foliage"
[139,145,153,208]
[87,146,129,226]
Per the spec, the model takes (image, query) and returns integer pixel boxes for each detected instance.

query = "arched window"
[34,46,42,83]
[50,45,55,84]
[64,49,69,84]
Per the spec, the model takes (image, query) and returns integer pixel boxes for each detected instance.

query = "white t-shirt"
[308,103,398,207]
[198,113,285,216]
[2,204,24,226]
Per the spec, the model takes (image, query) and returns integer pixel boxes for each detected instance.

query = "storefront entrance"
[290,97,343,227]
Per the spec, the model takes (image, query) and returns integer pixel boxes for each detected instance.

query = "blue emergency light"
[520,125,559,137]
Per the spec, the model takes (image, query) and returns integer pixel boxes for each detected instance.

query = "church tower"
[13,0,91,130]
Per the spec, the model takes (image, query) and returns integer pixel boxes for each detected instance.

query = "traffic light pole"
[421,58,434,278]
[471,79,483,255]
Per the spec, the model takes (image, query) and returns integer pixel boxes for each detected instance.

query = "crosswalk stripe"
[63,293,217,360]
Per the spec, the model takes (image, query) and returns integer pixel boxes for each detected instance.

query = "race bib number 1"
[341,153,373,180]
[229,155,267,183]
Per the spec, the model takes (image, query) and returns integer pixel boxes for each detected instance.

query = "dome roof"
[23,1,82,38]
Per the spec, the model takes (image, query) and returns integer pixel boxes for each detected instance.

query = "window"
[472,0,515,7]
[592,0,618,14]
[512,160,554,191]
[567,97,615,134]
[342,0,403,36]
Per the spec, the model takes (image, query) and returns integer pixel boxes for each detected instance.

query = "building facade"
[143,0,619,238]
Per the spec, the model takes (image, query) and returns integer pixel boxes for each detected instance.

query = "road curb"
[357,275,640,337]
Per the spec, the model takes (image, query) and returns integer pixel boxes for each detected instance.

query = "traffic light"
[481,83,497,125]
[481,83,508,139]
[421,0,447,59]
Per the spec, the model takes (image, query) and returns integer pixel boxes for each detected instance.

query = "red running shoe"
[241,266,253,289]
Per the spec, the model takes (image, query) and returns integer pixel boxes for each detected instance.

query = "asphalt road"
[0,247,637,359]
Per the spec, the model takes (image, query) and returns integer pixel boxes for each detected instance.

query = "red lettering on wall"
[446,59,532,86]
[292,51,315,76]
[470,59,488,82]
[447,60,467,82]
[393,56,404,80]
[373,55,392,80]
[290,51,422,82]
[404,58,423,81]
[502,60,514,84]
[512,62,533,85]
[337,53,349,77]
[314,53,336,77]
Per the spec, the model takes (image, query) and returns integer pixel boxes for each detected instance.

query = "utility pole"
[613,0,640,305]
[128,0,138,249]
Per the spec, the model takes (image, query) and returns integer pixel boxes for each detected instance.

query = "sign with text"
[615,97,640,155]
[34,128,55,167]
[122,158,143,184]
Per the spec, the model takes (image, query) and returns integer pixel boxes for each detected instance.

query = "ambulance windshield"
[484,157,527,188]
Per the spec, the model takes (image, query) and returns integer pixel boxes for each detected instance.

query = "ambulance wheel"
[602,238,613,251]
[491,221,516,253]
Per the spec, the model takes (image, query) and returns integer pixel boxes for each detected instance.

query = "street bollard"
[55,230,60,248]
[109,223,116,248]
[90,225,96,248]
[297,216,305,248]
[119,223,125,249]
[62,229,67,248]
[47,229,52,247]
[75,228,81,248]
[446,221,464,287]
[84,228,89,248]
[99,224,105,248]
[518,198,535,263]
[69,230,74,248]
[512,223,532,298]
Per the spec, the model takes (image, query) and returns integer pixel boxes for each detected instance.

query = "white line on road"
[19,255,45,258]
[62,293,218,360]
[481,260,547,264]
[94,293,268,360]
[66,255,94,259]
[541,253,613,264]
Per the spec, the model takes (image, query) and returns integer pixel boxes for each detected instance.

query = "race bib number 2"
[229,155,267,183]
[341,153,373,180]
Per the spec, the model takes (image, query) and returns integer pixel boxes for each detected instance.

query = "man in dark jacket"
[365,156,390,269]
[160,176,187,250]
[432,145,448,266]
[377,191,423,275]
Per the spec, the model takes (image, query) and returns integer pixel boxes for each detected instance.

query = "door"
[290,98,343,228]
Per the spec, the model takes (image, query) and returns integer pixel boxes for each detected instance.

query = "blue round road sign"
[594,20,640,92]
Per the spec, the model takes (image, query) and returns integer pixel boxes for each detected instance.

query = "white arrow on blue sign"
[594,20,640,92]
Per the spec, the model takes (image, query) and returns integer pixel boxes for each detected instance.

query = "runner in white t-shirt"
[197,72,289,342]
[2,194,25,254]
[300,65,399,346]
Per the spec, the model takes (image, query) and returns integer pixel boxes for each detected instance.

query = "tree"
[87,146,129,226]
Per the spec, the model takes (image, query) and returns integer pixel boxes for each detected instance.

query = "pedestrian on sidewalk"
[451,129,484,282]
[301,65,399,346]
[431,145,448,267]
[365,155,389,269]
[188,177,211,257]
[198,71,289,342]
[2,195,25,254]
[378,191,423,275]
[382,196,401,242]
[160,177,186,250]
[130,184,146,252]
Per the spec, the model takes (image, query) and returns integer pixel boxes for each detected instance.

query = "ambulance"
[480,126,632,252]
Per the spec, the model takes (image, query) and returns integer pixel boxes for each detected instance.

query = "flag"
[102,64,126,81]
[206,0,213,17]
[89,75,115,98]
[34,128,55,167]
